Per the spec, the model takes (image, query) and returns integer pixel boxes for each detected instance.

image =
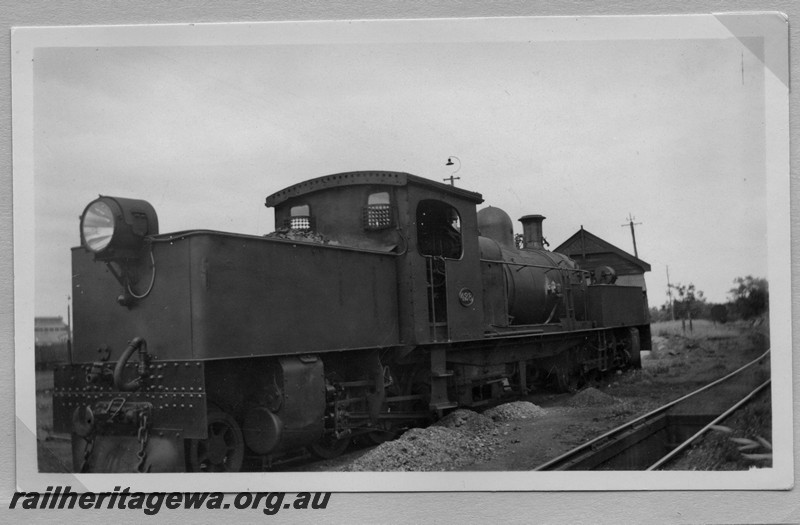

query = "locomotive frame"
[52,170,651,473]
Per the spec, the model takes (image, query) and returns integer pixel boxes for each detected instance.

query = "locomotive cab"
[266,171,487,345]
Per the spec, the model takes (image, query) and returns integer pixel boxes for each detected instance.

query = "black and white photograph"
[11,13,791,497]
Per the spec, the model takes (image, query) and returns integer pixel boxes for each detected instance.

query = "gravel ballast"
[344,425,498,472]
[343,404,549,472]
[564,387,618,407]
[483,401,547,422]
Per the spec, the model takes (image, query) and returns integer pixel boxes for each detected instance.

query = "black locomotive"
[52,171,651,472]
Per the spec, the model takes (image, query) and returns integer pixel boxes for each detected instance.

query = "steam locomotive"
[52,171,650,472]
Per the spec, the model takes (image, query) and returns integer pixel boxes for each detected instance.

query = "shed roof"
[35,316,67,328]
[554,227,651,275]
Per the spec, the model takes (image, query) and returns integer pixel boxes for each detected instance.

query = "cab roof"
[265,170,483,208]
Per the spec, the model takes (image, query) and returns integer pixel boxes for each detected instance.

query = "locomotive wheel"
[555,367,579,394]
[365,421,396,445]
[367,430,395,445]
[366,431,393,445]
[627,328,642,369]
[187,410,245,472]
[308,433,351,460]
[585,369,602,387]
[410,380,432,413]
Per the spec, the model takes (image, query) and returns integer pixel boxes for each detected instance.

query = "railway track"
[533,349,771,471]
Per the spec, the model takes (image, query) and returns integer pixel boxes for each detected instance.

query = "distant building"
[554,227,651,292]
[35,316,69,346]
[35,316,69,367]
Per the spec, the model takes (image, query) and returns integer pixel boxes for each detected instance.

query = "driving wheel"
[187,409,245,472]
[308,433,351,459]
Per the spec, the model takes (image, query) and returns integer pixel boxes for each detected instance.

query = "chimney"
[519,215,546,250]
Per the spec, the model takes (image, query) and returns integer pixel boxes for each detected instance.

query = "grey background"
[1,1,797,523]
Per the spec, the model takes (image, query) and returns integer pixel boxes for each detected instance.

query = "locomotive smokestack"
[519,215,546,250]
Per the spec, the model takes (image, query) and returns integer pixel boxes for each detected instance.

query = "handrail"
[479,257,591,275]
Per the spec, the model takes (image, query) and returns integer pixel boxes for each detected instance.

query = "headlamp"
[80,196,158,260]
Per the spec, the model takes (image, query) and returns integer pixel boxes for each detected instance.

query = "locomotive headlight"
[80,196,159,260]
[81,200,116,252]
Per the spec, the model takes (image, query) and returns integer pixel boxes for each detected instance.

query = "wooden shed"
[553,227,651,291]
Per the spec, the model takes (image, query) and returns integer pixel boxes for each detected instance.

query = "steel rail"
[645,378,771,470]
[533,348,770,471]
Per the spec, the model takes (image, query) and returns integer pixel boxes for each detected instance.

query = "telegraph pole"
[621,213,642,258]
[443,175,460,186]
[666,266,675,321]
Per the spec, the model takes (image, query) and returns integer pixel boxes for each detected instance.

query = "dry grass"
[613,318,768,405]
[654,319,741,340]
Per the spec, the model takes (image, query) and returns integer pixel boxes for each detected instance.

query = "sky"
[30,21,772,317]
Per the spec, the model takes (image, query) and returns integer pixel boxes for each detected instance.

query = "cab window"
[416,200,462,259]
[364,192,393,230]
[287,204,311,230]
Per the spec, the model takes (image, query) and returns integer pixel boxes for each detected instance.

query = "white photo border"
[12,13,792,493]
